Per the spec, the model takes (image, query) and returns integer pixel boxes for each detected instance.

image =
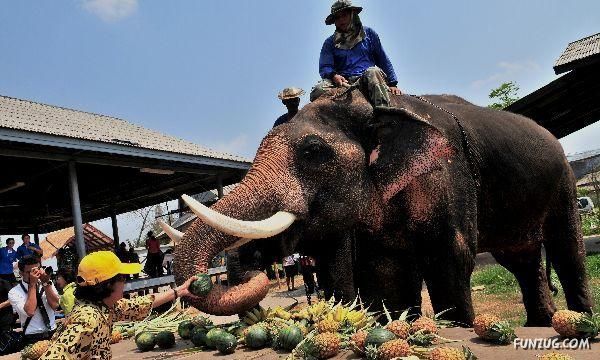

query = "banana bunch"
[345,309,368,329]
[307,301,330,322]
[267,306,293,320]
[291,308,311,321]
[324,305,349,323]
[241,306,268,325]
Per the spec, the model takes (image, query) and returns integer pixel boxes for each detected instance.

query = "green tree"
[488,81,520,109]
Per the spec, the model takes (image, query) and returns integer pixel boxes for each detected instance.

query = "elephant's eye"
[297,135,333,164]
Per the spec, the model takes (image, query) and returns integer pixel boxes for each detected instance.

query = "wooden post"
[111,211,120,250]
[217,174,224,199]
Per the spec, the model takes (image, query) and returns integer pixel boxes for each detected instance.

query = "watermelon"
[205,328,227,349]
[191,327,208,348]
[244,325,269,349]
[365,327,397,347]
[214,332,237,354]
[190,274,213,296]
[155,331,176,349]
[279,325,303,351]
[178,320,194,339]
[135,332,156,352]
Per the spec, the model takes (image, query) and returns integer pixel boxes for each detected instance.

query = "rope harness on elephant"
[411,95,480,188]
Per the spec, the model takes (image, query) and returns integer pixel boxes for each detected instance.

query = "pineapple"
[551,310,600,338]
[316,318,340,334]
[410,316,439,335]
[350,330,368,355]
[304,332,341,359]
[538,352,574,360]
[429,346,477,360]
[385,320,411,339]
[110,330,123,344]
[378,339,412,360]
[21,340,51,360]
[473,313,516,344]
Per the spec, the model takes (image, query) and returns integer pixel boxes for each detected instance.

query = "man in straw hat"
[273,87,305,128]
[311,0,401,110]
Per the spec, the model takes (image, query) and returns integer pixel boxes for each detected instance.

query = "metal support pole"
[111,211,120,249]
[217,175,224,199]
[33,229,40,245]
[68,161,86,260]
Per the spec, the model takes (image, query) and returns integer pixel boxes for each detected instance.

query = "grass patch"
[468,253,600,325]
[470,264,519,294]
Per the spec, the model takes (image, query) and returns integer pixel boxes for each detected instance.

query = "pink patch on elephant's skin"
[382,130,454,203]
[369,145,381,165]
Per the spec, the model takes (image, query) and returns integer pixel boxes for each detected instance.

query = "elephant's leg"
[492,246,556,326]
[355,231,422,316]
[313,232,356,302]
[420,230,475,326]
[543,191,592,313]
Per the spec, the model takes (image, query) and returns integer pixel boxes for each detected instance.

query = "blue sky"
[1,0,599,244]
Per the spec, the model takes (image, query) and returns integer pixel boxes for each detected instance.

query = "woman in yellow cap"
[40,251,199,359]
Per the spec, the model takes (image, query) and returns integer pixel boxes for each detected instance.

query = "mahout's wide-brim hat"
[325,0,363,25]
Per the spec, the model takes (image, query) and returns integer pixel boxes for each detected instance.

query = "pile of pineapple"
[237,297,481,360]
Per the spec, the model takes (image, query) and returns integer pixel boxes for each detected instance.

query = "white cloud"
[471,61,540,88]
[81,0,138,22]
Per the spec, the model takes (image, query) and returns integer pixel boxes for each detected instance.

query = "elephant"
[167,87,592,327]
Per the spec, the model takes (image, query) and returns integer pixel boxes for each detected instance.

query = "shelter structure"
[0,94,251,259]
[507,33,600,138]
[40,223,114,260]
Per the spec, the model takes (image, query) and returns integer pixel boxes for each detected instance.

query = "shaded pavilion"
[507,33,600,138]
[0,94,251,259]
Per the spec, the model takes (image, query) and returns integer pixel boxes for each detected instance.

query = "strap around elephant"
[410,95,480,187]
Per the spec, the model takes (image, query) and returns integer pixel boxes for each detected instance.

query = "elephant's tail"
[545,245,559,296]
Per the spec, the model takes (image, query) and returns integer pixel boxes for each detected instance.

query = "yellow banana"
[252,308,263,322]
[245,310,259,324]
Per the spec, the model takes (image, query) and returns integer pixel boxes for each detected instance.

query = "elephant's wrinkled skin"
[173,89,591,326]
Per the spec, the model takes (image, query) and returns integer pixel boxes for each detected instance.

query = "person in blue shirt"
[0,237,18,284]
[273,87,305,128]
[16,234,43,260]
[310,0,401,110]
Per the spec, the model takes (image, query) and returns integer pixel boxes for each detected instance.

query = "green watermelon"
[178,320,194,339]
[365,327,397,347]
[244,325,269,349]
[278,325,303,351]
[191,327,208,348]
[205,328,227,349]
[135,332,156,352]
[190,274,213,296]
[155,331,176,349]
[191,315,213,328]
[214,332,237,354]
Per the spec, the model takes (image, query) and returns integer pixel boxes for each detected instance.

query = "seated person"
[273,87,304,128]
[311,0,401,112]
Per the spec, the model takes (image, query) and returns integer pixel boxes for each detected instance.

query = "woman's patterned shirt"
[40,295,153,359]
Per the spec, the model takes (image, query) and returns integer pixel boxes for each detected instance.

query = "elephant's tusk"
[158,220,183,245]
[181,194,296,239]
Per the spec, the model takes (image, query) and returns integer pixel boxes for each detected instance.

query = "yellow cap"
[77,251,142,286]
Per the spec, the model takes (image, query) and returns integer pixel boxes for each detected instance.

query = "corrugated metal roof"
[554,33,600,74]
[0,94,250,163]
[566,149,600,162]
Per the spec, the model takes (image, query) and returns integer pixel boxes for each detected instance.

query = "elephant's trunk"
[173,135,305,315]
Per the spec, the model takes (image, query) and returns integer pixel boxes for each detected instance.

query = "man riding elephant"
[311,0,402,111]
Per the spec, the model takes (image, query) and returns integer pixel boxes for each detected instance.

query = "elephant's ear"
[367,107,456,203]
